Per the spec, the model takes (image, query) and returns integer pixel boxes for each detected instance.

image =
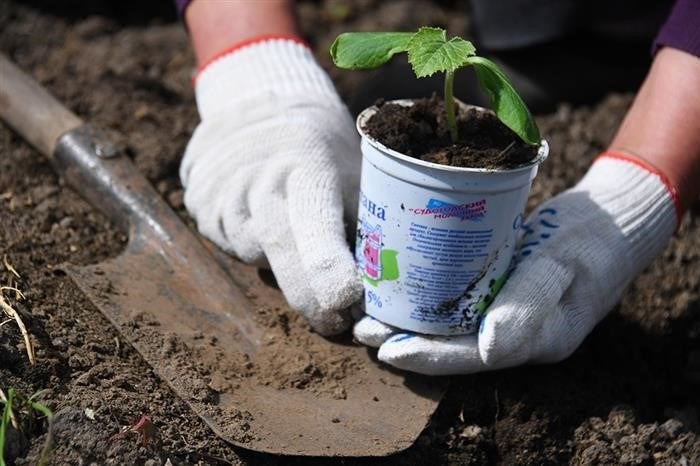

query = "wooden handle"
[0,52,83,157]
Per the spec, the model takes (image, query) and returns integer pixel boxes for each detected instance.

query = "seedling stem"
[444,71,458,143]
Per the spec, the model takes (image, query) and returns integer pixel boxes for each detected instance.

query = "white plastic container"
[355,100,548,335]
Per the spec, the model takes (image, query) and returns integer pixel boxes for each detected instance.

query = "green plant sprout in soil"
[331,26,540,146]
[0,388,53,466]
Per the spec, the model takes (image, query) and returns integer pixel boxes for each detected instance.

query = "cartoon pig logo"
[357,222,383,280]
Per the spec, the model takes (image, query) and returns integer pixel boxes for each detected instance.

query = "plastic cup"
[355,100,548,335]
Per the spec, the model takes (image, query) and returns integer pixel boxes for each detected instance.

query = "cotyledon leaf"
[466,56,541,145]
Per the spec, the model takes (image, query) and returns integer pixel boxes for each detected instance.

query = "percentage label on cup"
[367,290,383,308]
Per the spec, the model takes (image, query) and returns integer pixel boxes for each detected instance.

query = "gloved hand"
[354,154,680,374]
[180,37,363,336]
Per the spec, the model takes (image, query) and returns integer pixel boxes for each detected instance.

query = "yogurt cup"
[355,100,548,335]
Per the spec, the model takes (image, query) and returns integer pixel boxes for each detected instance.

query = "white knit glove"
[354,154,679,374]
[180,38,363,335]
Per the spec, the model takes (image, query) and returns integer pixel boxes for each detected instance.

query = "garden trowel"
[0,53,446,456]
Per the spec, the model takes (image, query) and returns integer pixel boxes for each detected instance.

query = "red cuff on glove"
[194,34,309,83]
[596,151,683,228]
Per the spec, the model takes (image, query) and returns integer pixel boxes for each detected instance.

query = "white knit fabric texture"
[354,157,677,374]
[180,40,363,335]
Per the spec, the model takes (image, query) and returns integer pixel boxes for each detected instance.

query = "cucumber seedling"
[330,27,540,145]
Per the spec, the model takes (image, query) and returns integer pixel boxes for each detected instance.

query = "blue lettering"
[360,191,386,221]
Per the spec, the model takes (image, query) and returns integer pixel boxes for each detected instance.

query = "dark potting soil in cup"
[363,95,538,169]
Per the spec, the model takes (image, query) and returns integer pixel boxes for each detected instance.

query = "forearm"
[609,47,700,212]
[185,0,300,68]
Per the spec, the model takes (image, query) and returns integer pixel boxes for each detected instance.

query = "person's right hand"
[180,37,363,336]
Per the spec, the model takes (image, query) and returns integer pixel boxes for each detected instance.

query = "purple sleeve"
[654,0,700,57]
[175,0,192,18]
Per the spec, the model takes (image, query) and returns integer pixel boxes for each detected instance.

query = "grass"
[0,388,12,466]
[0,388,53,466]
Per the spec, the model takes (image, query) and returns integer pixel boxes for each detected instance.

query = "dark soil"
[1,0,699,465]
[364,96,537,169]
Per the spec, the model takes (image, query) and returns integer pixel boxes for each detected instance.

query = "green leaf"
[27,400,53,419]
[466,56,540,145]
[330,32,414,69]
[0,389,14,466]
[407,27,476,78]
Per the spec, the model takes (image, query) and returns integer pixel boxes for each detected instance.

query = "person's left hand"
[353,154,679,375]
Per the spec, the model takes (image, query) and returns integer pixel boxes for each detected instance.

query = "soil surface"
[1,0,699,465]
[364,96,537,169]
